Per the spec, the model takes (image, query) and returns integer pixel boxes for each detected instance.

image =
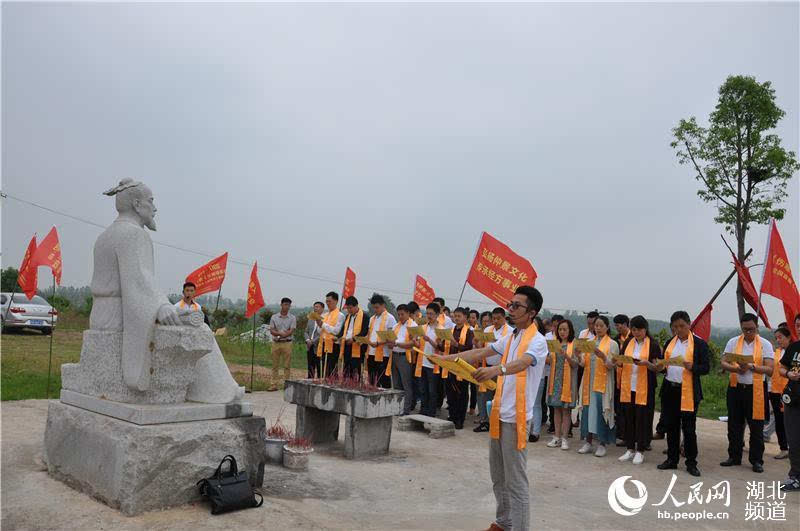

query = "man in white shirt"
[437,286,547,531]
[720,313,775,473]
[366,294,397,387]
[474,307,513,432]
[314,291,346,378]
[174,282,201,312]
[339,296,368,379]
[418,302,443,417]
[305,301,324,377]
[387,304,416,415]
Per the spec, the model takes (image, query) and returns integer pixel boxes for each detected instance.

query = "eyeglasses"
[506,302,529,311]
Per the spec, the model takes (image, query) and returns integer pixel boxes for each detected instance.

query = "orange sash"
[446,326,470,380]
[489,323,539,450]
[771,348,787,393]
[177,299,200,311]
[581,334,611,405]
[368,311,389,362]
[548,341,574,403]
[730,335,765,421]
[664,334,695,412]
[385,321,413,376]
[341,308,365,359]
[620,338,649,406]
[316,308,341,357]
[615,332,629,389]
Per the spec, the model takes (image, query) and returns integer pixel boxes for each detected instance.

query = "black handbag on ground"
[196,455,263,515]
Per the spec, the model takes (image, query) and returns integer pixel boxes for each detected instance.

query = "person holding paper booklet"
[467,309,481,416]
[366,294,397,388]
[417,302,444,417]
[431,297,455,410]
[305,301,324,378]
[406,301,424,410]
[778,315,800,492]
[577,315,617,457]
[613,314,631,445]
[769,326,792,460]
[545,319,580,450]
[433,286,547,531]
[655,311,710,477]
[720,313,774,473]
[339,296,369,380]
[315,292,346,378]
[474,307,513,433]
[436,307,474,429]
[615,316,661,465]
[386,304,416,416]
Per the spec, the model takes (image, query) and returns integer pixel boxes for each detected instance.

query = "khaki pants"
[272,341,293,383]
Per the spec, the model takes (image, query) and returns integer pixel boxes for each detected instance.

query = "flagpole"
[214,286,222,313]
[3,287,16,322]
[457,233,484,308]
[754,219,774,325]
[46,274,55,400]
[249,314,256,393]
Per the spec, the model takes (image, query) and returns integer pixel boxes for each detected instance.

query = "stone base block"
[344,416,393,459]
[295,405,340,444]
[44,401,266,516]
[60,389,253,425]
[396,414,455,439]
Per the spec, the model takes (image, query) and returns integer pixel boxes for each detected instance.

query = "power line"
[2,191,508,306]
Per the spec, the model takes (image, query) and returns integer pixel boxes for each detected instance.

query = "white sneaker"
[594,444,607,457]
[632,452,644,465]
[560,438,570,451]
[578,442,593,454]
[618,450,634,462]
[546,437,560,448]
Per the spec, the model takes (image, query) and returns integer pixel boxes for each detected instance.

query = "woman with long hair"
[577,315,618,457]
[546,319,580,450]
[771,326,792,460]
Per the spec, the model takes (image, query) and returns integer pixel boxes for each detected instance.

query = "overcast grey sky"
[2,2,798,326]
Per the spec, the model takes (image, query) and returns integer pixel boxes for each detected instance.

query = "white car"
[1,292,58,334]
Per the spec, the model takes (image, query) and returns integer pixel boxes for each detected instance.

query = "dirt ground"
[1,392,798,530]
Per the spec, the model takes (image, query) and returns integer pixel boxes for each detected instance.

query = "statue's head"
[103,179,157,231]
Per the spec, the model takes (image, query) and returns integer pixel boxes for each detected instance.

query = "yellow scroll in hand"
[723,353,754,365]
[307,311,322,321]
[546,340,563,354]
[662,356,685,367]
[611,354,635,364]
[435,328,455,342]
[574,339,597,354]
[415,348,497,391]
[353,335,370,345]
[376,330,397,342]
[474,330,496,343]
[407,325,425,338]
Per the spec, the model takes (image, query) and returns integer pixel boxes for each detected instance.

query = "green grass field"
[0,313,731,420]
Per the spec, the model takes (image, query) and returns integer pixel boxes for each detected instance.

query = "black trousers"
[367,356,390,388]
[769,392,788,450]
[307,344,321,378]
[785,402,800,479]
[623,392,650,452]
[420,367,439,417]
[324,348,340,378]
[469,382,478,410]
[445,375,469,426]
[614,385,625,439]
[661,382,699,467]
[343,348,363,380]
[727,383,769,465]
[436,373,445,409]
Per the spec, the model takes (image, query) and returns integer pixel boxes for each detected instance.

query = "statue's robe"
[90,219,243,403]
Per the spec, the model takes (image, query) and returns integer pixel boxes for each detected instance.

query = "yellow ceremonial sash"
[385,321,413,376]
[178,299,200,311]
[490,323,539,450]
[664,334,695,412]
[548,341,574,403]
[621,337,649,406]
[368,311,389,362]
[615,332,629,389]
[316,308,341,357]
[446,326,470,381]
[771,348,787,393]
[581,334,611,404]
[341,309,365,359]
[730,335,765,421]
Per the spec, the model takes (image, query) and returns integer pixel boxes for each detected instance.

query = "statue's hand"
[157,304,182,326]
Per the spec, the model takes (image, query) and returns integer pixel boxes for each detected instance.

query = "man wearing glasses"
[434,286,547,531]
[720,313,774,473]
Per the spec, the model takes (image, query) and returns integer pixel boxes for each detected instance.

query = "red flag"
[30,226,62,285]
[342,267,356,300]
[466,232,537,307]
[759,219,800,339]
[731,252,770,328]
[413,275,436,306]
[17,235,39,299]
[690,303,712,342]
[245,262,265,318]
[185,252,228,297]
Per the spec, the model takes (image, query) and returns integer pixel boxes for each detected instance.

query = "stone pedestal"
[396,414,456,439]
[44,401,266,516]
[284,379,403,459]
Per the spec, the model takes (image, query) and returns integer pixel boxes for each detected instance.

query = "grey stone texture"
[396,414,456,439]
[43,401,266,516]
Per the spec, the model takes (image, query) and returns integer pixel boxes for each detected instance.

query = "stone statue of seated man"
[83,179,244,404]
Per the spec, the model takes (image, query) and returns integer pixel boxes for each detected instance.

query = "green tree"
[671,75,799,317]
[1,267,20,292]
